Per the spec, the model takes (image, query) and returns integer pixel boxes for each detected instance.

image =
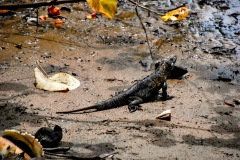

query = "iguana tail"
[56,95,127,114]
[56,105,98,114]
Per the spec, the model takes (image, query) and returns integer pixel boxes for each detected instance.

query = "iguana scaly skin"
[56,55,177,114]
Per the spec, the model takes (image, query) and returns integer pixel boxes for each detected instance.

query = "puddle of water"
[0,0,239,83]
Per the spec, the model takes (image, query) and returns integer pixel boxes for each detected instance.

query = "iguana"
[56,55,177,114]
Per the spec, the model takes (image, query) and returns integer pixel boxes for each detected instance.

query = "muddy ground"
[0,0,240,159]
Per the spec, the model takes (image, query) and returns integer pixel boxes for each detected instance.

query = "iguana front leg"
[162,82,168,100]
[161,82,173,100]
[128,96,143,112]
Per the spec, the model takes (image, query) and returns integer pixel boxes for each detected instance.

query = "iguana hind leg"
[128,96,143,113]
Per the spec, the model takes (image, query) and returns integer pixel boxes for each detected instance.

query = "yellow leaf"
[87,0,117,19]
[161,6,188,22]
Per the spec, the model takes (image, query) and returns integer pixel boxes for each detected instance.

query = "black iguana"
[56,55,177,114]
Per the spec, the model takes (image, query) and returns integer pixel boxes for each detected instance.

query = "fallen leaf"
[224,100,235,107]
[54,19,63,24]
[161,6,188,22]
[39,15,48,21]
[0,10,10,14]
[86,12,97,19]
[54,19,64,27]
[34,67,80,92]
[156,109,171,121]
[87,0,117,19]
[0,10,15,16]
[48,4,60,16]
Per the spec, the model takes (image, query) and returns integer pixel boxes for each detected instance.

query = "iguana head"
[155,55,177,76]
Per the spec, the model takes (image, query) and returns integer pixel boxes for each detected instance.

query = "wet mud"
[0,0,240,159]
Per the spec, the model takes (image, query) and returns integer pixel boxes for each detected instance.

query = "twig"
[36,8,39,32]
[36,61,49,78]
[44,118,51,128]
[135,1,153,59]
[44,147,71,152]
[44,151,99,159]
[128,0,162,16]
[0,0,85,10]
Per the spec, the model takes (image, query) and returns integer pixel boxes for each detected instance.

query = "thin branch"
[44,118,51,128]
[0,0,85,10]
[128,0,162,16]
[36,8,39,31]
[36,61,49,78]
[135,2,153,59]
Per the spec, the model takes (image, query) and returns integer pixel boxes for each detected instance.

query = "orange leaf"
[87,0,117,19]
[54,19,64,27]
[39,15,48,21]
[0,10,10,14]
[48,5,60,16]
[86,12,97,19]
[161,6,188,22]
